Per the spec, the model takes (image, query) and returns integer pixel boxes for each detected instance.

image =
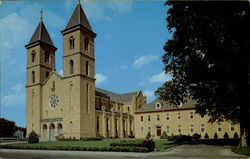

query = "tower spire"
[78,0,80,4]
[40,8,43,21]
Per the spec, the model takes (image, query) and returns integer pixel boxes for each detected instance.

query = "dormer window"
[69,36,75,50]
[155,102,161,109]
[84,38,89,51]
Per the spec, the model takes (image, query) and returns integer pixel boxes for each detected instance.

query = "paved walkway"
[0,141,27,146]
[0,144,248,159]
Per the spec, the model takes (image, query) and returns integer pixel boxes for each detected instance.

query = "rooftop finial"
[78,0,81,4]
[40,8,43,21]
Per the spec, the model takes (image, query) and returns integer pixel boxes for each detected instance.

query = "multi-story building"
[135,98,240,139]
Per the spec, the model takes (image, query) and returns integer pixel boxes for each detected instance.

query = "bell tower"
[61,1,97,138]
[25,9,57,136]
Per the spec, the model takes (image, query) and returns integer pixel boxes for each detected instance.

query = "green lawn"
[232,146,250,156]
[1,139,175,152]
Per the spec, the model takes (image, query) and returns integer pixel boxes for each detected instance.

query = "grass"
[232,146,250,156]
[0,139,175,151]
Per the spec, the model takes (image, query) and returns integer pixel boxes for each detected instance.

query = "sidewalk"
[0,141,27,146]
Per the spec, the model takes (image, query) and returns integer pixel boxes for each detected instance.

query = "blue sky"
[0,0,172,127]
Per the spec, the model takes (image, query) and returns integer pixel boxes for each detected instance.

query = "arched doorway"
[43,124,47,138]
[58,123,63,135]
[49,123,55,141]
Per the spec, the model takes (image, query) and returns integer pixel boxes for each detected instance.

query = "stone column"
[111,108,115,137]
[128,115,131,136]
[102,106,107,138]
[119,109,124,138]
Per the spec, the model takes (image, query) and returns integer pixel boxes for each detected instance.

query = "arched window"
[31,51,36,62]
[45,51,49,64]
[70,60,74,74]
[69,36,74,50]
[86,61,89,76]
[32,71,35,83]
[58,123,63,135]
[46,71,49,78]
[84,38,89,51]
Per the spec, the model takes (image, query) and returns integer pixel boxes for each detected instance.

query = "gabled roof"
[26,21,55,48]
[135,98,196,113]
[64,3,93,32]
[95,87,138,103]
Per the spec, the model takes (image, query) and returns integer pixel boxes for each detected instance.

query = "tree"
[146,131,151,139]
[0,118,16,137]
[156,1,250,147]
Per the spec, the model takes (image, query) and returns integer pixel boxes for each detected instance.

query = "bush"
[234,132,239,139]
[204,133,209,139]
[198,138,240,146]
[146,132,151,139]
[232,146,250,156]
[142,139,155,150]
[167,135,192,142]
[80,136,103,141]
[214,133,218,139]
[224,132,229,139]
[28,131,39,144]
[160,131,168,139]
[193,133,201,141]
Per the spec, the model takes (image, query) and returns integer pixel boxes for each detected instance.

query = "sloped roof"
[26,21,55,47]
[135,98,196,113]
[95,87,137,103]
[64,3,93,32]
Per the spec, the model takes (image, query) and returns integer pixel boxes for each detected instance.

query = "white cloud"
[143,90,155,102]
[59,69,63,76]
[95,73,107,85]
[133,55,158,69]
[150,72,170,83]
[3,83,25,107]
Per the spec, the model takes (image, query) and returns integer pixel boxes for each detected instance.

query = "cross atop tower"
[40,8,43,21]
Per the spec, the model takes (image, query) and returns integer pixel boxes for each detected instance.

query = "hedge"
[197,138,240,146]
[110,140,143,147]
[0,145,150,152]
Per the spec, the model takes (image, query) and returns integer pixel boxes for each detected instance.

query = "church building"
[25,2,147,140]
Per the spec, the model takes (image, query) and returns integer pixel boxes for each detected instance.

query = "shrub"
[224,132,229,139]
[234,132,239,139]
[193,133,201,141]
[28,131,39,144]
[146,132,151,139]
[204,133,209,139]
[214,133,218,139]
[160,131,168,139]
[232,146,250,156]
[142,139,155,150]
[80,137,103,141]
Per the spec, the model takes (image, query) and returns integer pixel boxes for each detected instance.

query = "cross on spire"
[40,8,43,21]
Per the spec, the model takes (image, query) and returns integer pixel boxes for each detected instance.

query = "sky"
[0,0,172,127]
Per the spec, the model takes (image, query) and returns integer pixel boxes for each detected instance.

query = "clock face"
[50,94,59,109]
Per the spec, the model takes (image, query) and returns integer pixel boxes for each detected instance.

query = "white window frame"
[217,123,222,132]
[156,114,160,121]
[230,124,235,132]
[140,127,144,135]
[166,114,170,121]
[190,112,194,120]
[166,126,170,133]
[177,125,181,133]
[200,124,205,133]
[177,113,181,120]
[190,124,194,133]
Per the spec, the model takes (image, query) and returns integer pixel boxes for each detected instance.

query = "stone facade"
[135,99,240,139]
[25,3,147,140]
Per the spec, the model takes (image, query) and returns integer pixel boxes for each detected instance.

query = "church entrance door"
[49,124,55,141]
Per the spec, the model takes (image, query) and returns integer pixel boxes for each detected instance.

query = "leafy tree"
[160,131,168,139]
[0,118,16,137]
[146,131,151,139]
[156,1,250,146]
